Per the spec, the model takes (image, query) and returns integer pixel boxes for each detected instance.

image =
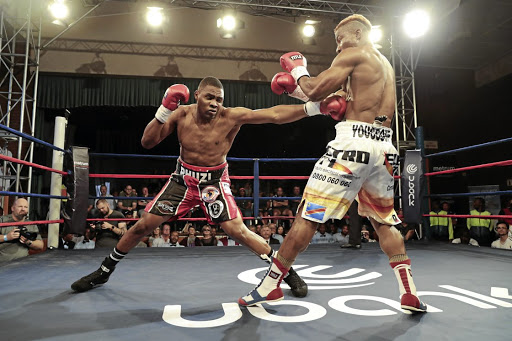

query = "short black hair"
[198,76,223,90]
[496,221,509,229]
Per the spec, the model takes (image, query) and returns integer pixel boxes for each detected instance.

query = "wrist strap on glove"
[155,105,172,124]
[304,101,322,117]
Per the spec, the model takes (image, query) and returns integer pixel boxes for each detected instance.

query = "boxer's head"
[195,76,224,118]
[334,14,372,53]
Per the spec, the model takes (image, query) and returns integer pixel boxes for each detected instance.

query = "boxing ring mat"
[0,243,510,341]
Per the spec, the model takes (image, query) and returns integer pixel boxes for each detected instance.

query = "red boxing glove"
[155,84,190,123]
[280,52,310,82]
[270,72,309,102]
[320,95,347,121]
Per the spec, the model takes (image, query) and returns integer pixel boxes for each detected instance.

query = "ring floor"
[0,242,511,341]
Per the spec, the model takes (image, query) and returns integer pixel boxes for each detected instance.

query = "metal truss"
[42,37,335,65]
[83,0,387,18]
[390,32,421,154]
[0,0,42,198]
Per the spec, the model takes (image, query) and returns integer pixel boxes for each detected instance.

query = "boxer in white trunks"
[239,14,427,313]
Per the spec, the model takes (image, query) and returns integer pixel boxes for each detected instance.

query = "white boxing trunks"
[299,120,401,225]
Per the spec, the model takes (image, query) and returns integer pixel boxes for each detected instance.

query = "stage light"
[146,7,164,27]
[302,24,316,38]
[219,15,237,31]
[49,0,69,20]
[370,25,383,43]
[403,9,430,38]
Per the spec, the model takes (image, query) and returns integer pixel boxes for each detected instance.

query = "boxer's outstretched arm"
[141,115,177,149]
[233,104,306,125]
[298,48,360,101]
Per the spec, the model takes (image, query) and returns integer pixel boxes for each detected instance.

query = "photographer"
[92,199,127,248]
[0,198,44,261]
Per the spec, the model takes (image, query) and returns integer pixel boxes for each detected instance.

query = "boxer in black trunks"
[71,76,309,296]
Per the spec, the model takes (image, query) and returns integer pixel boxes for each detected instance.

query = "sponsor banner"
[401,150,423,224]
[70,146,89,234]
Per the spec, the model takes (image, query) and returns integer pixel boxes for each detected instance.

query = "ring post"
[253,159,260,221]
[415,126,428,240]
[48,116,67,249]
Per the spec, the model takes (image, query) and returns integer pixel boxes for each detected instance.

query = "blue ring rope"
[0,124,66,153]
[0,191,67,199]
[89,152,318,162]
[426,137,512,158]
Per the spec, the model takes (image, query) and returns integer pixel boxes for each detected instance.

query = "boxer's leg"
[71,213,168,292]
[221,214,308,297]
[370,218,427,313]
[239,204,316,306]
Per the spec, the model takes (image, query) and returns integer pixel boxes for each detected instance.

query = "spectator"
[442,201,457,232]
[269,223,283,243]
[276,225,286,240]
[289,185,302,215]
[467,197,493,246]
[491,221,512,250]
[268,187,294,225]
[73,226,96,250]
[429,200,453,241]
[180,226,202,247]
[452,228,479,246]
[238,187,253,223]
[117,184,137,213]
[148,226,161,247]
[260,225,280,245]
[137,186,151,218]
[92,199,127,248]
[95,184,116,211]
[333,224,350,246]
[58,231,76,250]
[0,198,44,261]
[361,226,376,243]
[397,209,419,242]
[311,224,334,244]
[498,197,512,226]
[326,221,338,235]
[200,224,217,246]
[168,231,184,247]
[152,223,173,247]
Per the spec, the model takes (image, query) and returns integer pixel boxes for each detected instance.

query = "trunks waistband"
[175,158,227,181]
[335,120,393,143]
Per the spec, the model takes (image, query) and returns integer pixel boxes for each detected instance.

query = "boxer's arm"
[141,111,179,149]
[232,104,307,125]
[298,48,360,102]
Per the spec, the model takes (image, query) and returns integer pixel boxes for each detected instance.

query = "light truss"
[42,37,334,65]
[0,0,42,199]
[83,0,387,18]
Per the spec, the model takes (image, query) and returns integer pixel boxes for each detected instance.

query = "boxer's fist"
[280,52,310,82]
[320,95,347,121]
[155,84,190,123]
[271,72,309,102]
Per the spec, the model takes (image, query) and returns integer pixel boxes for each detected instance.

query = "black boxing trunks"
[145,158,238,224]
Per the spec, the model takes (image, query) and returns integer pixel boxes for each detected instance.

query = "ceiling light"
[49,0,69,20]
[146,7,164,27]
[302,25,316,38]
[403,9,430,38]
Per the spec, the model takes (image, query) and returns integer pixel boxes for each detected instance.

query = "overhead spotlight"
[370,25,383,43]
[217,14,244,39]
[305,19,321,25]
[146,7,164,27]
[219,15,236,31]
[302,25,316,38]
[49,0,69,20]
[403,9,430,38]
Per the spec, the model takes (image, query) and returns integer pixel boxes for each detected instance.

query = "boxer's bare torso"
[336,45,395,127]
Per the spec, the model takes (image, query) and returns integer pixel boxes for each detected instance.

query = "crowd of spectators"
[1,184,511,261]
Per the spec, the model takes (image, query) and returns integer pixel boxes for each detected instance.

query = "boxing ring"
[0,124,511,341]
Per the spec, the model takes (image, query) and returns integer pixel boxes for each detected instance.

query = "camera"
[91,221,103,230]
[18,226,37,241]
